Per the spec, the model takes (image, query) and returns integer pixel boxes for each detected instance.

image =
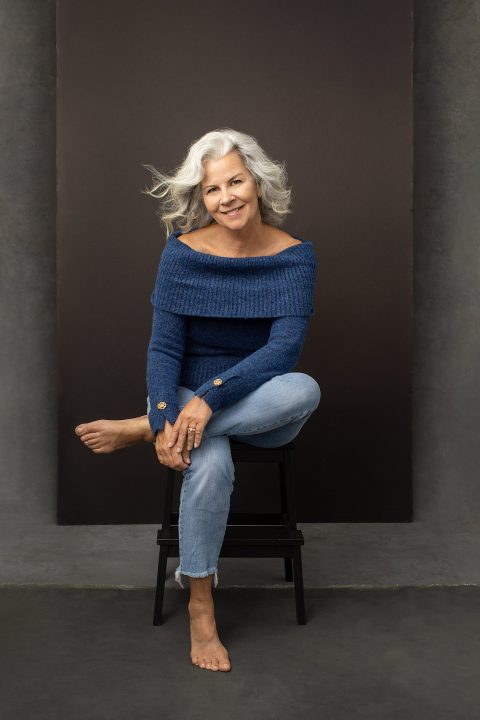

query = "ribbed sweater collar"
[151,230,317,318]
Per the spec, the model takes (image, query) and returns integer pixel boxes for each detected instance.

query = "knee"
[293,373,321,411]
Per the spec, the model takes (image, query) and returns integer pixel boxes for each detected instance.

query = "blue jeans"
[147,372,321,589]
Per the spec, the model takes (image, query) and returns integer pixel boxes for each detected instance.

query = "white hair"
[141,127,293,238]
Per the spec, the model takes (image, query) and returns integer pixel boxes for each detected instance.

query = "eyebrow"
[203,172,244,190]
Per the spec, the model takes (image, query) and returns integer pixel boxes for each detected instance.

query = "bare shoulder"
[176,226,212,252]
[269,227,303,252]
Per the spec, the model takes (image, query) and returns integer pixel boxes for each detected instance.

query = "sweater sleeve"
[146,306,187,436]
[192,315,310,413]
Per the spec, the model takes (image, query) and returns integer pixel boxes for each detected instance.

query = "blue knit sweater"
[146,229,317,436]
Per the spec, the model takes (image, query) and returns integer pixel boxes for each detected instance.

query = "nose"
[219,186,236,205]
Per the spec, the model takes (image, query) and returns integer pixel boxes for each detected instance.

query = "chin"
[219,211,251,225]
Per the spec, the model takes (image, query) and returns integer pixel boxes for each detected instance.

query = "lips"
[222,205,244,215]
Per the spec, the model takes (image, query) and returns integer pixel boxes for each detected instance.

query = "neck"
[212,217,271,257]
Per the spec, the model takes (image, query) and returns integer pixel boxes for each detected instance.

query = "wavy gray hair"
[141,128,293,238]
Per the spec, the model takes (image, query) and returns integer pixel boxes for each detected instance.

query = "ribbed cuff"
[194,387,224,413]
[194,373,240,413]
[148,402,181,436]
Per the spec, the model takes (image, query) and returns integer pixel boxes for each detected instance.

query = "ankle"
[140,415,154,443]
[188,596,214,612]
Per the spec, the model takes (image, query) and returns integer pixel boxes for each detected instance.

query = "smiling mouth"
[222,205,244,215]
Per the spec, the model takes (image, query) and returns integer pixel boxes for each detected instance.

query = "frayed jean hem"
[174,566,219,589]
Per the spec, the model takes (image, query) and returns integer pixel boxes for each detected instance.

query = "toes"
[75,423,96,435]
[83,437,102,449]
[87,440,103,449]
[81,432,100,442]
[77,421,105,436]
[191,654,224,671]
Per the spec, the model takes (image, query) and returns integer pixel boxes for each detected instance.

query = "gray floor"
[1,586,478,720]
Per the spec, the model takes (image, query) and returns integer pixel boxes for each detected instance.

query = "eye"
[205,178,242,194]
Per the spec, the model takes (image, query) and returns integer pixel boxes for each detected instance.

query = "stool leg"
[282,446,306,624]
[153,467,176,626]
[284,557,293,581]
[153,545,168,625]
[292,548,306,625]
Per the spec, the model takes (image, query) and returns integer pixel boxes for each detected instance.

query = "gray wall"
[1,0,479,588]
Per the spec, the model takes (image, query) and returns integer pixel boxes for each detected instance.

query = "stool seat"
[153,438,306,625]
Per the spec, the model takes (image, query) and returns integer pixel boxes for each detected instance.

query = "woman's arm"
[192,315,310,413]
[146,307,187,436]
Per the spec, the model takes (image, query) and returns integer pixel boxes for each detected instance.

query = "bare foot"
[188,598,231,672]
[74,416,153,453]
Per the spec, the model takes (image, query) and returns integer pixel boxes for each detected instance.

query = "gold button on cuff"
[156,401,167,410]
[213,378,223,386]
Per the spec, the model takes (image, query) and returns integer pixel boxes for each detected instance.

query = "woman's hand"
[168,396,213,457]
[154,420,190,470]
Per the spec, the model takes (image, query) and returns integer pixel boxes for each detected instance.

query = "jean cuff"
[174,566,218,589]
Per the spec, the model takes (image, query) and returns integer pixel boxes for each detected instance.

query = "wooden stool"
[153,438,306,625]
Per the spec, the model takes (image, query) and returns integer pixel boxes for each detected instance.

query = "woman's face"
[200,151,261,228]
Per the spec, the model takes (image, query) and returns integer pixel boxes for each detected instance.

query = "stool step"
[224,526,304,545]
[166,512,289,526]
[157,526,304,545]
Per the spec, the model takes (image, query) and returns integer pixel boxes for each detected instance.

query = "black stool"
[153,438,306,625]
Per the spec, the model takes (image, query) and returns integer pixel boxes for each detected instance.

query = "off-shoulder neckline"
[169,229,309,260]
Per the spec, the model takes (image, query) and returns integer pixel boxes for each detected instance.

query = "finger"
[168,416,182,448]
[182,446,191,465]
[175,420,189,455]
[186,427,196,451]
[172,451,188,470]
[171,434,190,467]
[193,426,203,449]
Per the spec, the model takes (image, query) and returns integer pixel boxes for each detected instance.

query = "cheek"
[246,182,259,198]
[234,187,252,202]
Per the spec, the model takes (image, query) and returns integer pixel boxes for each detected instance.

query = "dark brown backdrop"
[57,0,413,523]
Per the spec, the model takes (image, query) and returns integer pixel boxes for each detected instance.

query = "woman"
[75,128,321,673]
